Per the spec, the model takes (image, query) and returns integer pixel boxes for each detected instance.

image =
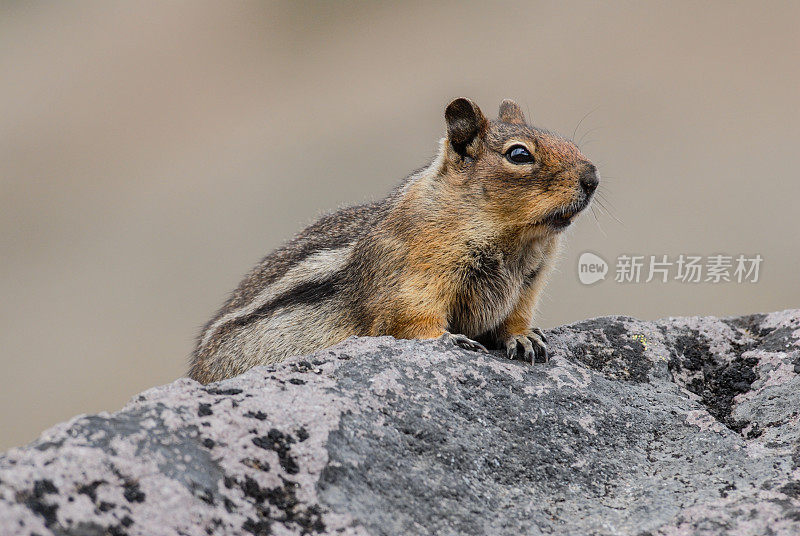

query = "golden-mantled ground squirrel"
[189,98,598,383]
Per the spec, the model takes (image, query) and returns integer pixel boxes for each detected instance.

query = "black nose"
[579,163,599,194]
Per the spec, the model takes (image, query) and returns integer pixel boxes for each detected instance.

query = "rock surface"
[1,311,800,535]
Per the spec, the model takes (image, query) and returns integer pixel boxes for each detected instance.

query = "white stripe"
[397,138,446,196]
[199,245,353,350]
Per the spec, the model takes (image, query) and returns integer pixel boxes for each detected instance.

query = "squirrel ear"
[498,99,526,125]
[445,98,488,155]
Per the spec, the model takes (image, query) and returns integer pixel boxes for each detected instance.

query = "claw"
[531,327,548,344]
[503,330,549,364]
[503,334,536,363]
[527,332,549,363]
[505,339,519,360]
[440,332,488,353]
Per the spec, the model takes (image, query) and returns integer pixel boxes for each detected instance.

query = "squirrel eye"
[506,145,535,164]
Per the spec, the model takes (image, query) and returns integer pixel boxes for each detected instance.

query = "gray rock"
[1,310,799,535]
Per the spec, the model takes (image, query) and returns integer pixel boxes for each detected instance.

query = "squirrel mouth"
[545,213,575,229]
[541,203,587,229]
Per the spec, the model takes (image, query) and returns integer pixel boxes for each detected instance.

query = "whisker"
[578,125,605,147]
[593,198,623,226]
[572,106,600,142]
[596,192,619,212]
[590,205,607,237]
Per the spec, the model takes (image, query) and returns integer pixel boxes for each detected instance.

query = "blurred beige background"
[1,1,798,450]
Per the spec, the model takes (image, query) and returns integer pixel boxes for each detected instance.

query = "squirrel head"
[442,97,599,233]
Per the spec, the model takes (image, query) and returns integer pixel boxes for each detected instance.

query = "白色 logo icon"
[578,252,608,285]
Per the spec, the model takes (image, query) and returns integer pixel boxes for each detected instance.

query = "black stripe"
[226,271,345,331]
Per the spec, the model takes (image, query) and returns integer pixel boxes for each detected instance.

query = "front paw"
[503,329,548,363]
[439,332,488,353]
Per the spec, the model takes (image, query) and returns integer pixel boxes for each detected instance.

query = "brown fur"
[189,98,598,383]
